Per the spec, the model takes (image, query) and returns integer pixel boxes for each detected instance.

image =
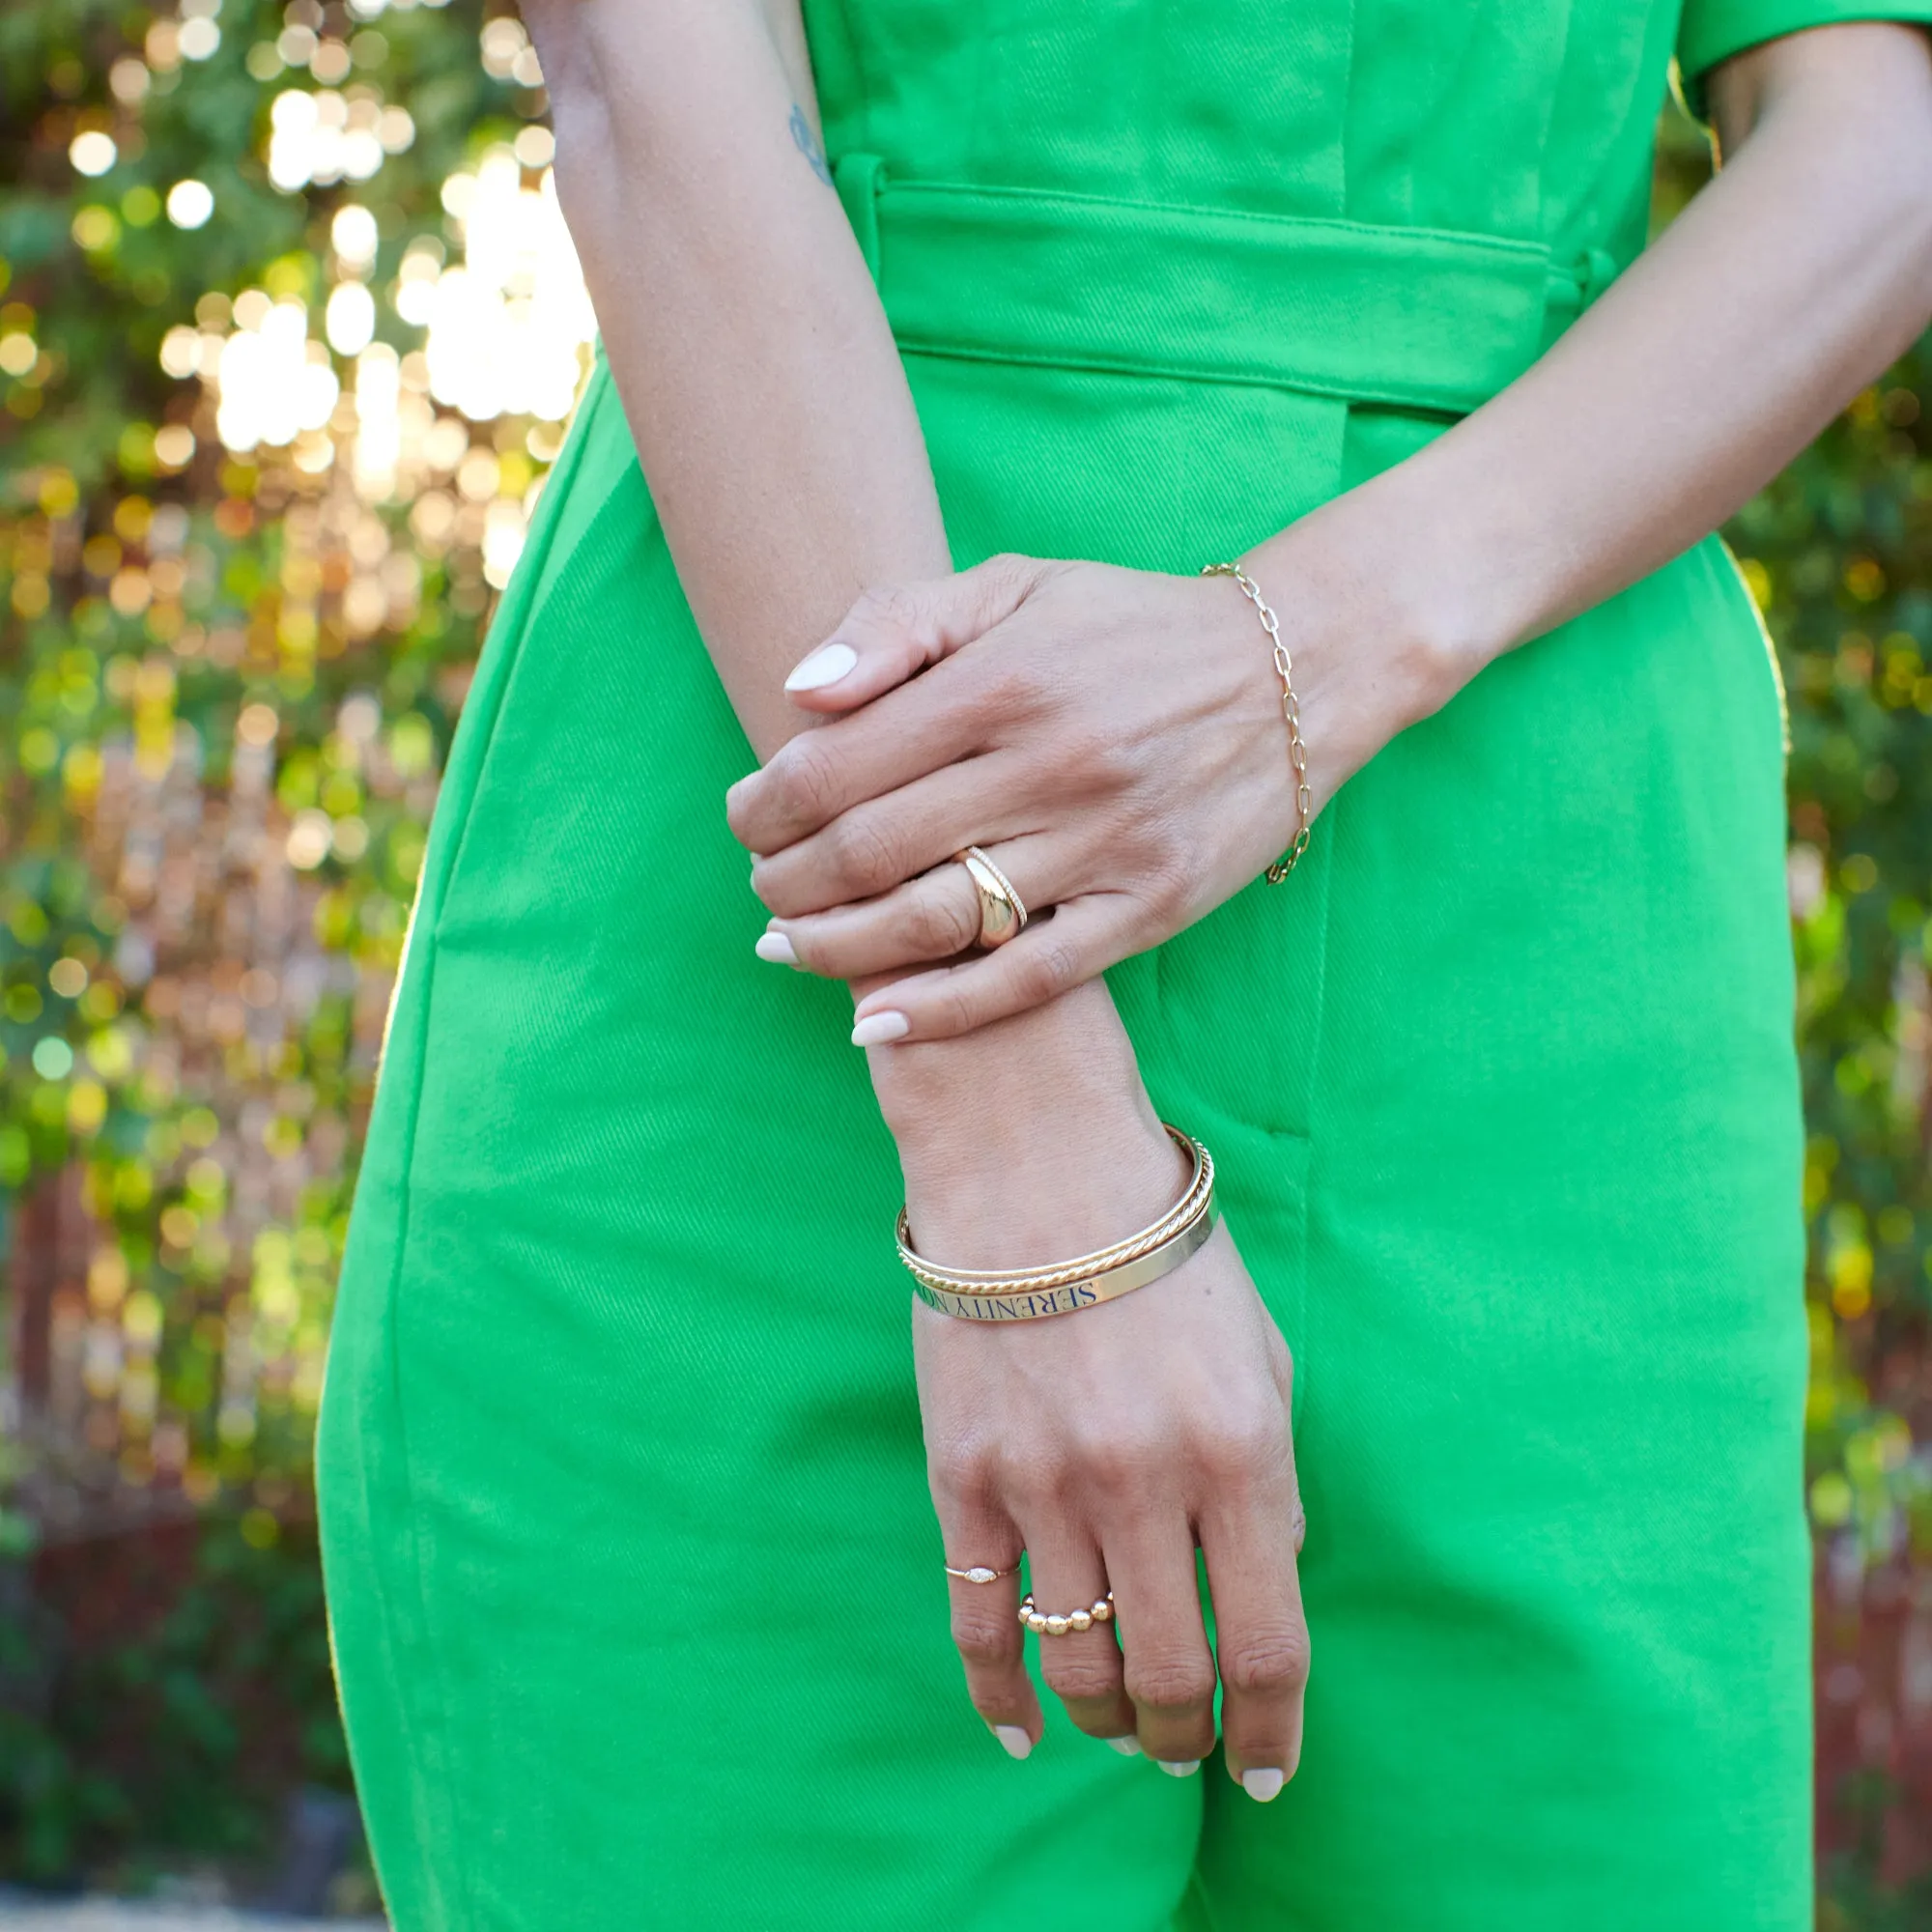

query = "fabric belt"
[834,154,1618,420]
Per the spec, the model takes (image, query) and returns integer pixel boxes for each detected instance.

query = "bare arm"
[724,23,1932,1041]
[523,0,1179,1235]
[1319,22,1932,679]
[524,0,1313,1785]
[524,0,933,749]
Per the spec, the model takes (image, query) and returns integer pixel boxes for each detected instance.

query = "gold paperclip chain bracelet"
[1201,560,1313,884]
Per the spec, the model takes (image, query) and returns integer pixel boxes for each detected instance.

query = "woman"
[315,1,1932,1925]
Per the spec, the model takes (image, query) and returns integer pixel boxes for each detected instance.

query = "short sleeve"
[1677,0,1932,112]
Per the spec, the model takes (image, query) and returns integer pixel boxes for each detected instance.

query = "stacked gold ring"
[953,845,1028,949]
[1019,1592,1115,1637]
[943,1562,1015,1584]
[898,1124,1217,1323]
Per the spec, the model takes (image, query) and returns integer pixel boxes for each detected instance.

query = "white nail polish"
[1157,1759,1202,1777]
[850,1010,911,1047]
[1106,1737,1142,1757]
[784,641,858,692]
[754,930,798,965]
[1241,1767,1285,1802]
[992,1725,1033,1761]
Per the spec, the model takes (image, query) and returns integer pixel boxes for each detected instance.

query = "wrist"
[864,981,1184,1268]
[1251,458,1518,733]
[862,979,1133,1146]
[900,1102,1188,1269]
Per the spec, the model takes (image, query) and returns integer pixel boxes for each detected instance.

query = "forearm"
[526,0,939,751]
[525,0,1181,1245]
[1253,24,1932,693]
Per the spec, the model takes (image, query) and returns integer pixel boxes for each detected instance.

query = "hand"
[725,546,1452,1041]
[912,1153,1308,1791]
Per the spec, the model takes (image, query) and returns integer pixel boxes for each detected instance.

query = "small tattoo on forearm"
[789,103,833,185]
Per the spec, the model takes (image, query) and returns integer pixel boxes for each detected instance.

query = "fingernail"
[992,1725,1033,1761]
[754,930,797,965]
[851,1010,911,1046]
[784,641,858,692]
[1242,1768,1285,1803]
[1157,1759,1201,1778]
[1106,1737,1142,1757]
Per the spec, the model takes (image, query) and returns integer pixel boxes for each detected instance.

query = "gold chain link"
[1201,561,1312,884]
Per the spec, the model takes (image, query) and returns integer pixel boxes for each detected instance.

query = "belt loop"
[1540,244,1621,353]
[832,152,886,287]
[1577,245,1620,307]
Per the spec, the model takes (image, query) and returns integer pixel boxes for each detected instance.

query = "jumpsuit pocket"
[1193,1111,1313,1430]
[1709,532,1791,763]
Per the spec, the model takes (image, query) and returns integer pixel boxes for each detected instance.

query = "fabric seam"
[1712,533,1792,764]
[880,177,1552,267]
[895,339,1490,416]
[369,366,607,1930]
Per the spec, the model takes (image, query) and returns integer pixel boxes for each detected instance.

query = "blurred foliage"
[0,0,576,1892]
[0,1516,345,1891]
[0,0,1928,1913]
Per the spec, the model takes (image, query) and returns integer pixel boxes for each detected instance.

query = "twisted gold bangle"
[895,1124,1208,1293]
[1202,560,1312,884]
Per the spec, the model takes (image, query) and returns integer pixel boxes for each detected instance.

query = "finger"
[849,896,1131,1042]
[1198,1437,1311,1802]
[929,1478,1041,1759]
[725,672,985,858]
[1019,1524,1138,1748]
[764,837,1065,980]
[1108,1520,1220,1774]
[750,754,1033,918]
[778,554,1047,715]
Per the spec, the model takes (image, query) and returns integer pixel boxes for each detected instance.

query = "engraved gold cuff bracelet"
[896,1123,1218,1322]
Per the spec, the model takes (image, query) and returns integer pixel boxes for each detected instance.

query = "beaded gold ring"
[1018,1591,1115,1637]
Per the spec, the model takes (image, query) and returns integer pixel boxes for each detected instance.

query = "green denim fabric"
[316,0,1931,1921]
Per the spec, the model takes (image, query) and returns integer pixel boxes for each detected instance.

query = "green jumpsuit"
[316,0,1932,1923]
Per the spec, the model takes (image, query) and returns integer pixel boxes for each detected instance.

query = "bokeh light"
[165,178,213,229]
[69,130,117,177]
